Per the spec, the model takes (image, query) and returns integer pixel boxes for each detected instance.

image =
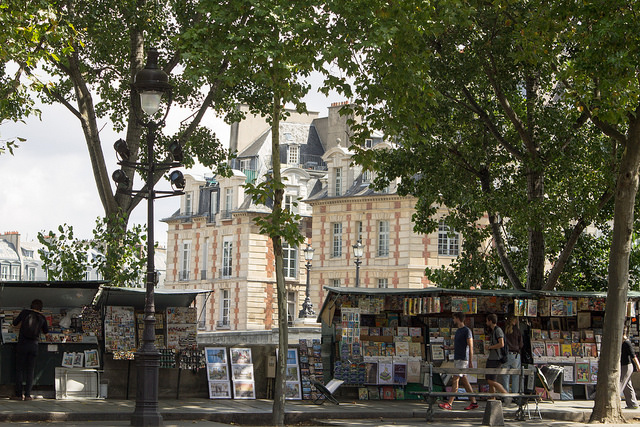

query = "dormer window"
[365,138,373,148]
[185,192,192,215]
[288,145,299,165]
[335,167,343,196]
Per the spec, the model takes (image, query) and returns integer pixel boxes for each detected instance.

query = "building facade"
[163,103,468,332]
[0,232,47,282]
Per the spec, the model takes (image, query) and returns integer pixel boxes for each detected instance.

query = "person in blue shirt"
[438,312,479,410]
[12,299,49,401]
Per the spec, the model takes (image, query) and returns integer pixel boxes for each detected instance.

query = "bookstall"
[316,286,640,402]
[95,286,212,399]
[0,281,106,394]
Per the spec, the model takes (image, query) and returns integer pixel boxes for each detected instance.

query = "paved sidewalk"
[0,396,638,425]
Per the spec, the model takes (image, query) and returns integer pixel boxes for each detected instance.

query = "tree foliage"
[38,214,147,286]
[0,0,76,153]
[323,0,617,292]
[179,1,328,423]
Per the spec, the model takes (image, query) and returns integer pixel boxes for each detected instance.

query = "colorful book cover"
[531,341,546,358]
[397,327,409,336]
[532,329,542,340]
[382,385,394,400]
[526,299,538,317]
[561,344,572,357]
[378,362,393,384]
[576,362,590,383]
[545,341,560,357]
[571,343,583,357]
[409,327,422,337]
[550,330,561,340]
[409,342,422,358]
[393,363,407,385]
[358,387,369,400]
[590,360,598,383]
[395,341,410,357]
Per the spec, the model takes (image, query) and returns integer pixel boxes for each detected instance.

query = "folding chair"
[310,379,343,405]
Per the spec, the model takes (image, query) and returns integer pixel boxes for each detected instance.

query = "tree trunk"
[590,125,640,423]
[526,168,545,290]
[270,97,287,426]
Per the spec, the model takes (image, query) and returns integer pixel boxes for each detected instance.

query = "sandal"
[438,402,452,410]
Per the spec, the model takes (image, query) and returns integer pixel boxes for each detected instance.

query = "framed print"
[284,381,301,400]
[230,348,252,365]
[84,349,100,368]
[232,364,254,381]
[205,347,227,364]
[233,381,256,399]
[72,352,84,368]
[62,352,74,368]
[209,381,232,399]
[285,365,300,382]
[286,349,298,365]
[208,364,229,382]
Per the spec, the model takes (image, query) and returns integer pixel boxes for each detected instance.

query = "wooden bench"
[411,365,540,423]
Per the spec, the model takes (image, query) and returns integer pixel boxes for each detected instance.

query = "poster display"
[104,306,136,358]
[230,347,255,399]
[205,347,232,399]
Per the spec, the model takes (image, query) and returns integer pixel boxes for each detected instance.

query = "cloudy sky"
[0,75,335,246]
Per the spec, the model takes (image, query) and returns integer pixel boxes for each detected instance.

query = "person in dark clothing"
[621,333,640,409]
[12,299,49,401]
[500,314,524,394]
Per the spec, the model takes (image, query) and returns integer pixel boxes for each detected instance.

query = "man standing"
[500,313,524,395]
[621,333,640,409]
[485,313,508,395]
[12,299,49,401]
[438,312,479,410]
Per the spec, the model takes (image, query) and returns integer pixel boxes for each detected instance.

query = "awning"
[0,281,106,308]
[95,286,212,309]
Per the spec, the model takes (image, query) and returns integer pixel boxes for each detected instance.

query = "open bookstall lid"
[0,281,105,308]
[95,285,212,309]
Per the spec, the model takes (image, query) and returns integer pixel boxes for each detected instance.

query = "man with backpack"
[486,313,508,395]
[12,299,49,401]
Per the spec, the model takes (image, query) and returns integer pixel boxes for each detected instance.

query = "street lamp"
[298,243,315,318]
[112,48,183,427]
[352,240,363,287]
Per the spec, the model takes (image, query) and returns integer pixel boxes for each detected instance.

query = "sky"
[0,72,338,247]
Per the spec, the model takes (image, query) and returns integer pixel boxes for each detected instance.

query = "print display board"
[104,306,136,359]
[284,348,302,400]
[205,347,232,399]
[230,347,255,399]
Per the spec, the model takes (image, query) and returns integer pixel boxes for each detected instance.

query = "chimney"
[1,231,21,255]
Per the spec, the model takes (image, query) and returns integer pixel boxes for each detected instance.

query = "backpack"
[22,311,42,339]
[494,327,509,364]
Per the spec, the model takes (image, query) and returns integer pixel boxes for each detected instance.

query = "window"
[239,158,251,172]
[288,145,299,165]
[84,270,92,281]
[355,221,363,242]
[225,188,233,214]
[362,170,372,182]
[287,291,297,323]
[365,138,373,148]
[198,296,207,330]
[332,223,343,257]
[283,243,297,279]
[210,191,218,217]
[331,278,341,287]
[220,289,230,326]
[201,238,208,280]
[377,220,390,257]
[378,278,388,288]
[334,167,343,196]
[10,265,19,280]
[438,220,459,256]
[23,250,34,258]
[185,192,192,215]
[180,242,191,280]
[222,238,233,278]
[27,266,36,281]
[1,265,8,280]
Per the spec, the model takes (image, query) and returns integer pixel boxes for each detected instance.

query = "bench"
[411,365,540,423]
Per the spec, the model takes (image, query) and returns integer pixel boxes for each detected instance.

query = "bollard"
[482,399,505,426]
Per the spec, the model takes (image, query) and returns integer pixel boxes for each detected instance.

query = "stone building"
[162,103,466,333]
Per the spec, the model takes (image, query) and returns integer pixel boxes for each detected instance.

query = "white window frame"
[378,278,388,288]
[10,265,19,280]
[377,220,390,257]
[438,220,460,256]
[27,266,36,281]
[332,223,343,258]
[220,289,230,326]
[201,237,208,280]
[288,145,299,165]
[287,291,297,323]
[185,192,193,215]
[222,237,233,278]
[210,191,218,216]
[180,241,191,280]
[239,158,251,172]
[282,243,298,279]
[1,265,8,280]
[331,278,341,287]
[365,138,373,148]
[334,167,343,196]
[225,188,233,211]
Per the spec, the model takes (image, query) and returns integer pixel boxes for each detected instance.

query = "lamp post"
[298,243,315,318]
[352,240,363,287]
[112,48,184,427]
